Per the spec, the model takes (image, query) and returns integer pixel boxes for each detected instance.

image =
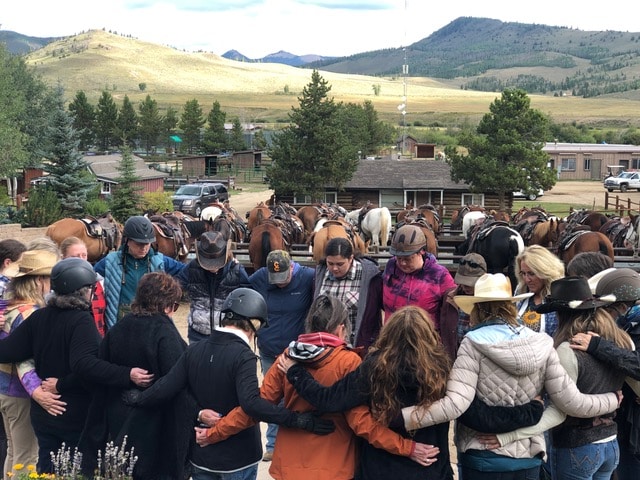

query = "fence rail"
[604,192,640,216]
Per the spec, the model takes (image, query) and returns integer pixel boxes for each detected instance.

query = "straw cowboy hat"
[454,273,533,315]
[534,276,615,314]
[10,250,58,278]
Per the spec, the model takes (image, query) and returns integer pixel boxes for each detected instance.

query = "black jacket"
[131,329,298,472]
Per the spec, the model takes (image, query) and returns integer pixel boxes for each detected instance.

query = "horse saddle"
[150,217,189,256]
[79,217,104,238]
[476,221,510,242]
[604,222,629,247]
[558,230,588,251]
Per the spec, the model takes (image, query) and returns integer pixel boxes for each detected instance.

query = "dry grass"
[26,30,640,125]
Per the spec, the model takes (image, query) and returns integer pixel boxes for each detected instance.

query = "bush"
[141,190,173,215]
[85,198,112,217]
[24,186,63,227]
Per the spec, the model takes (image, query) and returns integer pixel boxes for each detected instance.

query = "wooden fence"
[604,192,640,217]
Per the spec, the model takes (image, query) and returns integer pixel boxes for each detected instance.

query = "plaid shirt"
[319,260,363,342]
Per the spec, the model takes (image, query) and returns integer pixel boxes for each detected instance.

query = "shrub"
[24,186,63,227]
[140,190,173,215]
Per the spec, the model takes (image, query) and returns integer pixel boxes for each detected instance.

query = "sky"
[2,0,639,59]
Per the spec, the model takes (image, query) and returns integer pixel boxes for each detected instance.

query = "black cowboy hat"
[534,276,615,314]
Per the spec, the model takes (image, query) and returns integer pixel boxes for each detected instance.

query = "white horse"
[624,214,640,254]
[345,207,392,248]
[462,210,488,238]
[200,205,223,222]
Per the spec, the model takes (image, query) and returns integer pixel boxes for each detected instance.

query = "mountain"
[222,49,332,67]
[0,30,60,54]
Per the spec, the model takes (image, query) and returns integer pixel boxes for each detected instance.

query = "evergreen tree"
[203,101,227,153]
[94,90,119,151]
[253,129,268,151]
[117,94,139,147]
[179,99,205,154]
[229,117,246,152]
[445,89,556,209]
[162,106,179,150]
[267,70,358,200]
[68,90,95,151]
[42,86,95,216]
[138,94,162,154]
[110,145,143,222]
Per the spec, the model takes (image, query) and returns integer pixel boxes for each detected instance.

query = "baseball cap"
[455,253,487,287]
[267,250,291,284]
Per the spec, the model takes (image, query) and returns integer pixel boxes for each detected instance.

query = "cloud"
[124,0,259,13]
[297,0,393,10]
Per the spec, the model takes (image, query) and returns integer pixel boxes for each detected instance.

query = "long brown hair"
[470,300,519,327]
[554,308,633,349]
[367,306,450,425]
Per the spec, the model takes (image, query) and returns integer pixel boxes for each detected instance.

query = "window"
[323,192,337,204]
[631,158,640,170]
[101,182,111,195]
[294,194,312,204]
[461,193,484,206]
[583,158,591,171]
[561,158,576,171]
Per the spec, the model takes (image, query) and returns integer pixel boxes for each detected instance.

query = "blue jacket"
[250,262,315,359]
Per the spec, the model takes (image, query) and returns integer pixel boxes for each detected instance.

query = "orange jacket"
[205,345,415,480]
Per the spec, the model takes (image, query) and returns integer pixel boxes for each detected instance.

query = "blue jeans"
[460,466,539,480]
[259,354,278,452]
[191,464,258,480]
[551,440,619,480]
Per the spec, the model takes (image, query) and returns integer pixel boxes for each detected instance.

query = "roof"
[84,154,170,182]
[543,142,640,154]
[342,159,468,190]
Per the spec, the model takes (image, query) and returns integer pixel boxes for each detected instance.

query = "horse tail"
[380,208,391,246]
[598,235,615,260]
[260,230,271,268]
[507,230,525,290]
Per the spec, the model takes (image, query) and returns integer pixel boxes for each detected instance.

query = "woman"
[278,304,455,480]
[383,225,455,338]
[197,296,436,480]
[0,250,58,478]
[315,237,383,349]
[80,272,193,480]
[393,273,620,480]
[0,239,26,298]
[514,245,565,336]
[60,236,107,336]
[0,257,152,473]
[177,230,250,344]
[570,268,640,480]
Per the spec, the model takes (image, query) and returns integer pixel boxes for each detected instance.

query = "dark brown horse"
[246,202,272,231]
[46,213,122,263]
[209,213,248,245]
[248,221,287,270]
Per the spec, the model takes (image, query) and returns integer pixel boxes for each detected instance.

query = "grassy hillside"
[24,30,640,126]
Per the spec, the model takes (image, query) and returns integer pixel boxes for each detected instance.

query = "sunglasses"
[459,259,486,271]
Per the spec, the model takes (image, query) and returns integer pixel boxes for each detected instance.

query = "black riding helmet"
[51,257,97,295]
[221,288,269,329]
[123,216,156,243]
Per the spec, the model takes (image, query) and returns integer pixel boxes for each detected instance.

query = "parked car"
[604,171,640,192]
[512,188,544,201]
[171,182,229,217]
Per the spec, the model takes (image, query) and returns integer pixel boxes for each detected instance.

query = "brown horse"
[209,212,248,246]
[395,219,438,256]
[309,221,367,263]
[525,218,560,248]
[565,209,610,232]
[556,230,615,265]
[246,202,272,232]
[46,213,122,263]
[248,221,287,270]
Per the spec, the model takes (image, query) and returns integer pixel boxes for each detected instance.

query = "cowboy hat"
[12,250,58,278]
[588,267,640,303]
[196,231,229,271]
[454,273,533,315]
[534,276,615,314]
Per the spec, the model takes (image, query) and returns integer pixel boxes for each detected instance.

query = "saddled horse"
[309,221,367,263]
[246,202,272,232]
[46,213,122,263]
[450,205,485,231]
[565,209,610,232]
[512,205,549,224]
[556,230,615,265]
[248,220,287,270]
[297,203,346,238]
[394,218,438,257]
[599,216,635,250]
[209,212,248,246]
[461,211,488,238]
[345,206,392,250]
[526,218,561,248]
[457,220,524,288]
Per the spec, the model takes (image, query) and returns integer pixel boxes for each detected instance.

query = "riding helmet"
[123,216,156,243]
[390,225,427,257]
[221,288,268,327]
[51,257,97,295]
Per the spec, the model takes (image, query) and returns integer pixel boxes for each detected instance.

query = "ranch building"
[275,158,510,218]
[545,142,640,180]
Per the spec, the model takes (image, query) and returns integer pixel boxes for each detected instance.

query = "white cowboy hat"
[454,273,533,315]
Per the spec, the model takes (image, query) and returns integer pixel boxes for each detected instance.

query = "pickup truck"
[604,171,640,192]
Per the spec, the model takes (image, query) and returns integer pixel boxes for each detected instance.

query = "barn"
[276,158,510,217]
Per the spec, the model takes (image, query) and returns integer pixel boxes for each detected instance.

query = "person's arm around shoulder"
[163,255,188,276]
[572,331,640,380]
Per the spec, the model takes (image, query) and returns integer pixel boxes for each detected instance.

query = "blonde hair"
[516,245,565,296]
[554,308,633,350]
[470,300,519,327]
[60,236,87,258]
[368,306,450,425]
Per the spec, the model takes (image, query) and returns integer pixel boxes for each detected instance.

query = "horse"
[556,230,615,266]
[457,221,524,288]
[46,213,122,263]
[209,213,248,245]
[623,214,640,255]
[599,216,634,250]
[511,205,549,224]
[150,220,190,262]
[246,202,272,231]
[565,209,609,232]
[395,218,438,256]
[200,205,223,222]
[461,211,488,238]
[309,221,367,263]
[345,206,392,250]
[527,218,561,248]
[450,205,485,231]
[248,221,287,270]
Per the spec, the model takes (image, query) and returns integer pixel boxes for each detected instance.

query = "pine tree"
[229,117,246,152]
[203,101,227,153]
[179,99,205,154]
[138,94,162,154]
[117,94,139,147]
[94,90,119,151]
[68,90,95,151]
[42,86,95,217]
[267,70,358,200]
[109,145,143,222]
